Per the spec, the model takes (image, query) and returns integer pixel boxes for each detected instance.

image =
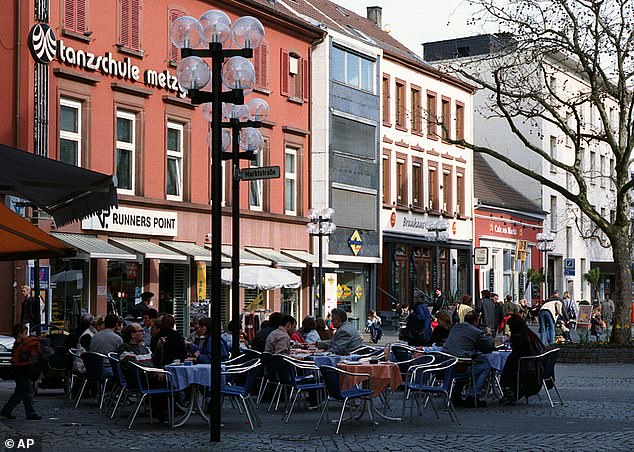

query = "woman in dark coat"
[405,290,432,347]
[151,314,187,367]
[499,314,545,405]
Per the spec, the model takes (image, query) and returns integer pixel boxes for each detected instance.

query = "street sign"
[239,165,280,181]
[564,258,575,276]
[515,240,527,261]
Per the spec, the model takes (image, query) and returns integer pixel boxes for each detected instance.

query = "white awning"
[281,249,339,269]
[109,237,187,261]
[221,266,301,290]
[51,233,136,260]
[245,247,306,269]
[218,245,271,266]
[160,241,212,262]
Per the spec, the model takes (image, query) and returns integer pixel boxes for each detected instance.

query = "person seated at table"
[142,308,158,347]
[89,313,123,379]
[315,317,333,341]
[150,314,187,367]
[431,310,452,346]
[249,312,282,352]
[222,319,248,353]
[290,325,305,345]
[316,308,362,355]
[498,314,545,406]
[300,316,321,343]
[186,317,230,364]
[264,315,296,355]
[442,310,495,408]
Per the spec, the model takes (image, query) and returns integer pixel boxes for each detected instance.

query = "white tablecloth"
[166,364,226,391]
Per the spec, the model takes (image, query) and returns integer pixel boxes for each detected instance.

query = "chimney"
[367,6,382,28]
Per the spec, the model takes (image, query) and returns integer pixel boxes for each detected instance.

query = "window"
[119,0,141,51]
[566,226,572,257]
[455,102,464,141]
[442,166,452,212]
[441,97,451,140]
[412,162,422,208]
[331,115,376,160]
[580,258,586,298]
[59,98,81,166]
[426,92,437,138]
[550,195,557,231]
[609,158,615,190]
[428,166,438,210]
[331,45,374,92]
[411,86,422,133]
[166,122,183,200]
[285,148,297,215]
[254,41,270,90]
[589,150,596,184]
[116,110,136,194]
[456,170,465,215]
[382,153,390,205]
[503,249,512,297]
[63,0,87,34]
[382,75,390,125]
[281,50,308,101]
[600,155,606,188]
[395,80,406,128]
[168,9,185,64]
[549,136,557,172]
[396,157,406,206]
[249,145,263,211]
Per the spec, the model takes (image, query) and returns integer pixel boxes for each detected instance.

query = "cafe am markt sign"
[82,206,177,236]
[28,23,186,97]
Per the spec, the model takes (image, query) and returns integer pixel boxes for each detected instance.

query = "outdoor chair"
[106,352,129,420]
[75,352,110,410]
[279,357,325,423]
[350,345,383,357]
[391,353,435,384]
[517,347,564,407]
[66,348,83,402]
[221,359,262,431]
[257,352,281,411]
[401,357,460,425]
[316,365,374,435]
[390,343,416,362]
[126,362,175,430]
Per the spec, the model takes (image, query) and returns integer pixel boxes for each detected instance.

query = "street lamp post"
[171,11,265,442]
[426,219,450,290]
[307,208,336,318]
[536,232,555,300]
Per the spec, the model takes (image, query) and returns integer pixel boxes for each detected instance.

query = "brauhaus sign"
[28,23,186,97]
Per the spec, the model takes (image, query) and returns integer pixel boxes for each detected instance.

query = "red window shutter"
[130,0,141,50]
[120,0,130,48]
[302,58,309,102]
[261,42,269,89]
[64,0,75,31]
[280,49,289,96]
[76,0,86,33]
[170,9,184,62]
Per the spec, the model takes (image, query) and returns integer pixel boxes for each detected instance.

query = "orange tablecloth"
[337,362,402,397]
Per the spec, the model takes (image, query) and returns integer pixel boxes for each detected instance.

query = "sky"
[336,0,493,57]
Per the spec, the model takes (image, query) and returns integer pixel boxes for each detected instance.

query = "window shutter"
[302,58,309,102]
[280,49,289,96]
[76,0,86,33]
[255,41,269,89]
[170,9,184,62]
[64,0,75,31]
[130,0,141,50]
[120,0,130,47]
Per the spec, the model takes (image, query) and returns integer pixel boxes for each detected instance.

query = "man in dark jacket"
[431,288,446,317]
[478,290,501,336]
[443,310,495,407]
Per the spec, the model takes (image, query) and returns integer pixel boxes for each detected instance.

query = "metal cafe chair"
[517,347,564,407]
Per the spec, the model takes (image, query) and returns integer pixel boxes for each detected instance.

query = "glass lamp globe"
[307,208,320,222]
[231,16,265,49]
[247,98,270,121]
[223,103,250,121]
[239,127,264,151]
[176,56,211,90]
[170,16,203,49]
[323,222,337,235]
[199,10,232,44]
[321,207,335,220]
[208,128,232,151]
[221,56,255,91]
[307,222,320,234]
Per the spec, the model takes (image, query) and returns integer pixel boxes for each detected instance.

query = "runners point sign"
[28,24,186,97]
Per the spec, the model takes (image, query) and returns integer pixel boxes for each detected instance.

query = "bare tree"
[434,0,633,344]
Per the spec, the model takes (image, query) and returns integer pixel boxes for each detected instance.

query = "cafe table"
[165,363,225,427]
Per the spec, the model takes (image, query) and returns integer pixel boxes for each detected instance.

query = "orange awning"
[0,203,74,260]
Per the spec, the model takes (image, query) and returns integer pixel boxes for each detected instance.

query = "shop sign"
[82,206,177,236]
[324,273,338,314]
[488,221,520,237]
[348,230,363,256]
[28,24,186,97]
[515,240,527,261]
[473,247,488,265]
[355,284,363,300]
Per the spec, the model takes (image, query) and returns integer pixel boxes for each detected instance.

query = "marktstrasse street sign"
[239,165,280,181]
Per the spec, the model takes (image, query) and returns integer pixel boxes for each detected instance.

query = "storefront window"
[50,259,89,330]
[336,268,368,331]
[107,261,143,317]
[282,287,300,318]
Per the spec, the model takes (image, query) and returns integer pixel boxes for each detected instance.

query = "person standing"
[478,290,500,336]
[539,291,563,346]
[0,324,42,420]
[601,294,615,331]
[404,289,433,347]
[431,288,446,317]
[129,291,154,319]
[19,286,41,333]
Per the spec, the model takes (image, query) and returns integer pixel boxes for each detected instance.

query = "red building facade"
[0,0,322,334]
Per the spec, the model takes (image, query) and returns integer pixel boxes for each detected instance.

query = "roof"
[473,153,544,215]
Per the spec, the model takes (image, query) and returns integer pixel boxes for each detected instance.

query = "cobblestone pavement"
[0,363,633,451]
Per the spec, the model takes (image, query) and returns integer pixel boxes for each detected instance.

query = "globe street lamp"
[536,232,555,300]
[426,219,450,291]
[307,208,336,318]
[171,11,264,442]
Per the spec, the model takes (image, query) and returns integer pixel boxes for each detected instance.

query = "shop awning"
[221,266,302,290]
[218,245,271,266]
[245,247,306,269]
[160,241,212,262]
[0,144,118,226]
[109,237,187,261]
[0,203,74,260]
[281,249,339,269]
[51,233,136,260]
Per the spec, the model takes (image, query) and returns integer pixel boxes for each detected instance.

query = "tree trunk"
[610,235,632,344]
